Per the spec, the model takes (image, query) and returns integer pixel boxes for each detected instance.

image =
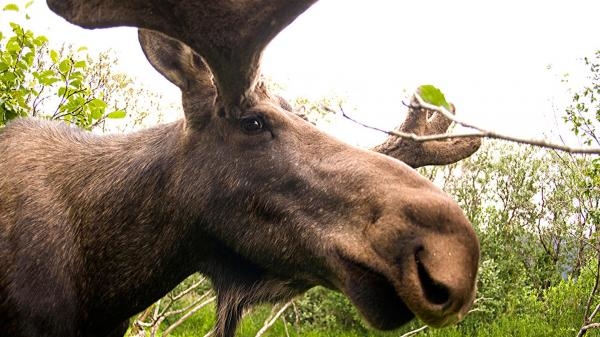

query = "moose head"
[0,1,481,337]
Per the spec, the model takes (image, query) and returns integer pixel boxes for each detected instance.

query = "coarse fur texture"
[0,1,480,337]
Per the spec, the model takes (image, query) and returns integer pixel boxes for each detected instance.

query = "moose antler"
[373,96,482,167]
[47,0,479,167]
[47,0,318,115]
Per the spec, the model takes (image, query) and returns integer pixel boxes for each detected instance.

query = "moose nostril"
[415,253,451,306]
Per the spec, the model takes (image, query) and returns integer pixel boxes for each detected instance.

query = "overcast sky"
[5,0,600,147]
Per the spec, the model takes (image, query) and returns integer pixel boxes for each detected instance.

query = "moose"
[0,1,481,336]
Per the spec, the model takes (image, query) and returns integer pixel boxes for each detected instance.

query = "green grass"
[162,312,597,337]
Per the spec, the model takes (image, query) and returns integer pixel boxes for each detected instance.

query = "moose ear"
[138,29,215,94]
[50,0,317,117]
[138,29,217,126]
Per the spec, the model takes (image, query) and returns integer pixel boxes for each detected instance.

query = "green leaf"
[69,79,82,88]
[88,98,107,110]
[57,86,67,97]
[25,1,34,8]
[91,108,104,120]
[6,38,21,52]
[73,60,87,69]
[16,60,28,71]
[34,35,48,47]
[106,110,126,119]
[9,22,22,33]
[70,71,84,80]
[2,4,19,11]
[38,69,55,78]
[1,72,16,83]
[58,59,72,73]
[50,50,59,63]
[417,84,451,110]
[39,76,59,86]
[23,51,34,66]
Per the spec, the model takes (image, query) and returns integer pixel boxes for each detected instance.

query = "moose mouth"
[337,255,416,330]
[336,249,459,330]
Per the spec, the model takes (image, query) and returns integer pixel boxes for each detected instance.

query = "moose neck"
[46,117,308,335]
[51,120,231,325]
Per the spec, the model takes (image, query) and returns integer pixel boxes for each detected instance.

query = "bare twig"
[584,251,600,320]
[162,295,217,337]
[577,322,600,337]
[326,105,478,143]
[282,315,291,337]
[171,277,207,301]
[328,96,600,155]
[164,290,214,316]
[255,301,294,337]
[589,303,600,326]
[578,250,600,337]
[396,305,485,337]
[152,299,161,322]
[399,325,429,337]
[292,300,300,326]
[412,94,600,154]
[150,316,165,337]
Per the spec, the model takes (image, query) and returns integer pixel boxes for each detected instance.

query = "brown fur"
[0,2,480,337]
[0,91,479,337]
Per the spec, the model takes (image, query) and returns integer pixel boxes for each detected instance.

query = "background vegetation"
[1,2,599,337]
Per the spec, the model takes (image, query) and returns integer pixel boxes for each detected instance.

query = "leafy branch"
[330,86,600,155]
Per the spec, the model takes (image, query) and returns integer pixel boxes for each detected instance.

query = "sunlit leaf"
[39,77,59,86]
[58,59,72,73]
[417,84,451,110]
[2,4,19,11]
[91,108,104,120]
[69,79,82,88]
[88,98,107,110]
[34,35,48,47]
[23,52,34,66]
[6,38,21,52]
[50,50,59,63]
[106,110,126,119]
[1,72,16,83]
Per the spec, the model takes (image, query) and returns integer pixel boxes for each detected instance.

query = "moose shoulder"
[0,1,480,337]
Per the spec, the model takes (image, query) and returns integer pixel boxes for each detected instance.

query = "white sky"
[4,0,600,147]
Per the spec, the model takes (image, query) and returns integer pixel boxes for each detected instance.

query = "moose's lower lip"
[337,254,415,330]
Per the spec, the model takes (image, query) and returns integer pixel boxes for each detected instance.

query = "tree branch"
[164,290,214,317]
[577,322,600,337]
[161,295,216,337]
[331,96,600,155]
[325,101,482,167]
[411,94,600,155]
[255,301,293,337]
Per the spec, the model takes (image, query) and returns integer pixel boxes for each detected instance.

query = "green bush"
[286,286,366,332]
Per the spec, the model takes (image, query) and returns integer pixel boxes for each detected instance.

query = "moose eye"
[240,115,265,134]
